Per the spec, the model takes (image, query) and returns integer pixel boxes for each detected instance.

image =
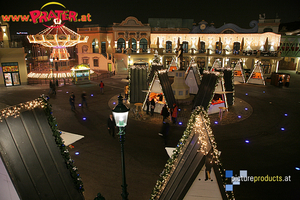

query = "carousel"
[27,18,89,72]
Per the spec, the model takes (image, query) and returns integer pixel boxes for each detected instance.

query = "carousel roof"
[27,19,88,48]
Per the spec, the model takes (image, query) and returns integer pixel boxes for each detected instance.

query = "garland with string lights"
[150,106,234,200]
[40,95,84,193]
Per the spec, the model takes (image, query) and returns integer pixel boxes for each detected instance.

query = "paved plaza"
[0,70,299,200]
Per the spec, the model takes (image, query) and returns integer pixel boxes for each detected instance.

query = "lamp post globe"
[112,94,129,200]
[112,95,129,129]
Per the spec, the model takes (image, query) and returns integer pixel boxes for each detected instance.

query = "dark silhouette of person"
[69,92,75,111]
[150,98,155,116]
[107,114,116,138]
[158,118,170,145]
[161,104,169,121]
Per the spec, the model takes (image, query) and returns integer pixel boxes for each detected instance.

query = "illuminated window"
[117,38,125,53]
[166,41,172,53]
[131,38,136,52]
[183,41,188,53]
[101,42,106,54]
[92,39,99,53]
[233,42,240,51]
[140,38,147,52]
[199,41,206,53]
[216,42,222,50]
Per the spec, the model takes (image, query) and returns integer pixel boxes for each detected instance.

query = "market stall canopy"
[185,60,201,94]
[143,70,176,110]
[0,100,84,200]
[129,65,148,103]
[233,60,246,83]
[246,62,265,85]
[193,72,219,111]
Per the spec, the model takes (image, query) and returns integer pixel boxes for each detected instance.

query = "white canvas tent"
[208,75,228,115]
[233,61,246,83]
[168,57,179,72]
[246,62,265,85]
[143,70,176,113]
[211,59,222,71]
[185,60,201,94]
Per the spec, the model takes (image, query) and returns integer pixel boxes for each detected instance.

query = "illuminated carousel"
[27,18,89,79]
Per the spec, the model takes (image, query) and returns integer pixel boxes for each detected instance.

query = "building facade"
[77,16,283,76]
[0,19,27,87]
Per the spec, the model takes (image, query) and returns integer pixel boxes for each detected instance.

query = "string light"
[0,98,44,121]
[150,106,235,200]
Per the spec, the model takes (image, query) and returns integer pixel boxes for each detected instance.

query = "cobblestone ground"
[108,95,253,127]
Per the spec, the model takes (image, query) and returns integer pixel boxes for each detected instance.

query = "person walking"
[146,97,150,115]
[107,114,116,138]
[158,118,170,145]
[69,92,75,111]
[161,104,169,121]
[124,85,129,100]
[99,81,104,94]
[171,103,178,124]
[81,91,87,108]
[51,82,56,95]
[150,98,156,116]
[48,80,53,94]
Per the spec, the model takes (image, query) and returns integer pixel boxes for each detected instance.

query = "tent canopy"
[0,105,83,200]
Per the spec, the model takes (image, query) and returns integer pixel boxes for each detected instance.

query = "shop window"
[94,58,99,67]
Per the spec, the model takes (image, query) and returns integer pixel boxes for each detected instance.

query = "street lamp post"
[112,95,130,200]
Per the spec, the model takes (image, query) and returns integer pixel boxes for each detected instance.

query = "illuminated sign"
[1,2,92,24]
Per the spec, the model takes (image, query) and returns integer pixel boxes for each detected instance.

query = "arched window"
[131,38,136,52]
[117,38,125,53]
[263,28,273,32]
[222,29,235,34]
[140,38,147,52]
[92,38,99,53]
[233,42,240,51]
[216,42,222,50]
[199,41,205,53]
[166,41,172,53]
[183,41,188,53]
[101,42,106,54]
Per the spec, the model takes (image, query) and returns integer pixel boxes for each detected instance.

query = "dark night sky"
[1,0,300,34]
